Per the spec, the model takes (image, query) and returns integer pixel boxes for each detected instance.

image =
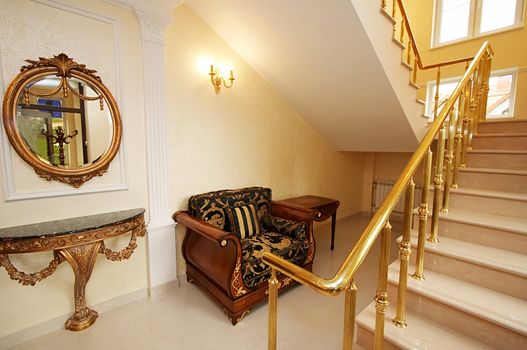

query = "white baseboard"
[148,278,179,301]
[0,288,147,349]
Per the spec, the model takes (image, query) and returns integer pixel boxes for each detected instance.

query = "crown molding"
[102,0,182,22]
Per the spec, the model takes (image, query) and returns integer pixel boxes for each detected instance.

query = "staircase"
[356,119,527,349]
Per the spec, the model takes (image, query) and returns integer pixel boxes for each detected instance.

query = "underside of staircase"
[356,119,527,349]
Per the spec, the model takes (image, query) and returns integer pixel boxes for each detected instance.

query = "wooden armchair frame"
[173,200,317,325]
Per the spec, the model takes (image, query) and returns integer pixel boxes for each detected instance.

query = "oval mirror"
[2,54,122,187]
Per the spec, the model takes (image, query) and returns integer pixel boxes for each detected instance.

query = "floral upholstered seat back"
[188,187,272,233]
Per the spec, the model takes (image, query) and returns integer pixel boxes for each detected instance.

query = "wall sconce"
[209,64,235,92]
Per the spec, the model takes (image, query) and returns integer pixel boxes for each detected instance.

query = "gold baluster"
[374,221,392,350]
[343,281,357,350]
[429,122,446,242]
[400,18,406,43]
[407,40,412,65]
[268,269,279,350]
[478,52,492,124]
[393,179,415,328]
[466,68,480,151]
[441,110,457,213]
[452,91,466,189]
[434,67,441,120]
[381,0,387,11]
[460,77,474,168]
[413,148,432,280]
[413,57,418,85]
[392,0,397,18]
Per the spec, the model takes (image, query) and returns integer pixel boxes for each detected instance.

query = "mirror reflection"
[15,76,113,169]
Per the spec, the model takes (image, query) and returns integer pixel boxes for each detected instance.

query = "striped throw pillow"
[228,204,260,239]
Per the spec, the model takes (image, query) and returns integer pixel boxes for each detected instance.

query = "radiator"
[371,180,422,214]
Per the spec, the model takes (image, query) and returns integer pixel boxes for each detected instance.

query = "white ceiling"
[183,0,419,151]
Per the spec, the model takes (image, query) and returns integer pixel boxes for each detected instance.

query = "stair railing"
[263,2,494,348]
[384,0,494,122]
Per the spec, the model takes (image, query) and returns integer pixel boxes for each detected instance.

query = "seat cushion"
[241,232,309,289]
[260,214,307,241]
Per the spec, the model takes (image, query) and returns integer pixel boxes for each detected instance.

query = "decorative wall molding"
[102,0,182,22]
[136,10,173,45]
[131,4,178,287]
[135,12,172,229]
[0,0,129,201]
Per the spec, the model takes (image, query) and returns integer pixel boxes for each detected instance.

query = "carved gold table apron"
[0,208,146,331]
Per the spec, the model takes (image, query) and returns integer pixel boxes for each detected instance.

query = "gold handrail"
[262,40,491,286]
[264,40,492,350]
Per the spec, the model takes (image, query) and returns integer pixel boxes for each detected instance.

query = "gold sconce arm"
[209,64,235,91]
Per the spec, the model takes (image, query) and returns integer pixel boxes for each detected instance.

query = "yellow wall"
[405,0,527,118]
[164,5,367,275]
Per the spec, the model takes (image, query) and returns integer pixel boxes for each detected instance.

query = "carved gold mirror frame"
[2,54,122,188]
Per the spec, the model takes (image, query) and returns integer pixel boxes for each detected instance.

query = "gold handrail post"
[467,67,481,151]
[374,220,392,350]
[429,121,446,243]
[441,109,457,213]
[400,18,406,43]
[478,52,492,123]
[452,90,466,189]
[460,77,474,168]
[343,281,357,350]
[412,148,432,280]
[413,57,419,85]
[393,179,415,328]
[434,67,441,120]
[407,40,412,65]
[268,268,279,350]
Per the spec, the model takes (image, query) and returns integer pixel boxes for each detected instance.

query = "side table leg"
[59,242,102,331]
[331,212,337,251]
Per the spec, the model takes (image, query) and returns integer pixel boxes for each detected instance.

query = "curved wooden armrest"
[173,211,236,247]
[271,201,319,222]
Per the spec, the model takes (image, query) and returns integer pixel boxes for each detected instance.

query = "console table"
[278,195,340,250]
[0,208,146,331]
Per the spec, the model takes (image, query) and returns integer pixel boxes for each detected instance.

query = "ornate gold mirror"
[2,54,122,187]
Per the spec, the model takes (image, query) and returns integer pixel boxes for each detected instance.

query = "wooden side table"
[278,195,340,250]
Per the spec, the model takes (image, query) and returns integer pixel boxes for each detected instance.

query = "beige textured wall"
[404,0,527,118]
[165,5,367,275]
[0,0,149,338]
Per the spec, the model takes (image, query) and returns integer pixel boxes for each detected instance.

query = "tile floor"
[8,212,401,350]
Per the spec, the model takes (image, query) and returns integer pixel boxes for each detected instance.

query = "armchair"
[173,187,317,325]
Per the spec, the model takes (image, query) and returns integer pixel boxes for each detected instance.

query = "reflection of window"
[37,98,62,118]
[434,0,525,46]
[425,68,517,119]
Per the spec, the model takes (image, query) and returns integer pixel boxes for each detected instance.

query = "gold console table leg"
[60,241,102,331]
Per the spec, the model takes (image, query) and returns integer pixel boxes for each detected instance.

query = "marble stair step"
[477,119,527,134]
[457,167,527,193]
[412,208,527,254]
[471,133,527,150]
[405,233,527,300]
[425,187,527,218]
[356,302,493,350]
[387,264,527,350]
[465,149,527,170]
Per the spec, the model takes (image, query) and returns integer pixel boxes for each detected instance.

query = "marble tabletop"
[0,208,145,242]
